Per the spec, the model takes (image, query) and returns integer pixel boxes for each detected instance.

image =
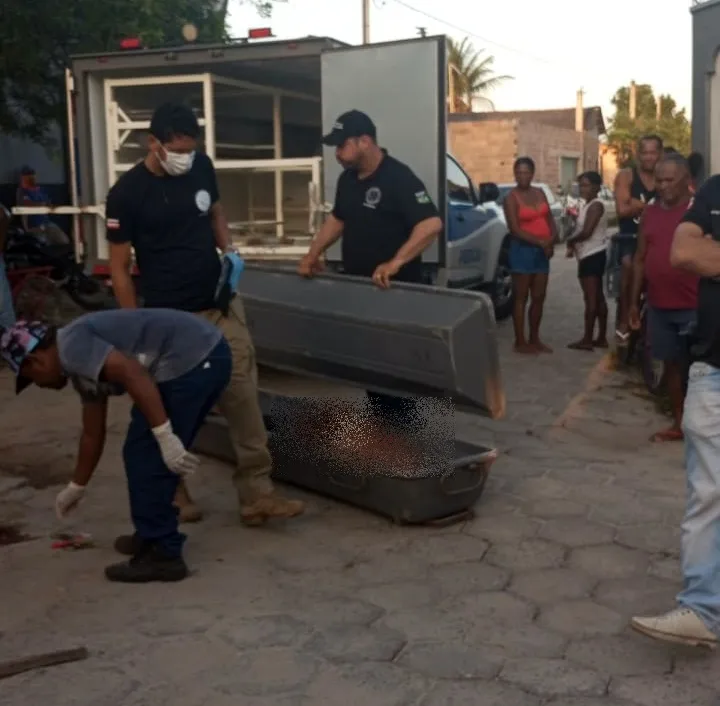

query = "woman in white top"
[565,171,609,351]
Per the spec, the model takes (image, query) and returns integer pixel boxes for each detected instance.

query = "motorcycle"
[3,225,115,312]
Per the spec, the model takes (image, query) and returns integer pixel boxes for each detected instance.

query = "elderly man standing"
[630,171,720,648]
[107,102,304,527]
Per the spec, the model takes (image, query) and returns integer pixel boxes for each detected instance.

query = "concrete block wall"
[516,122,600,187]
[448,119,518,184]
[450,117,601,189]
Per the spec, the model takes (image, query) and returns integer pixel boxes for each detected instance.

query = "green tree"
[0,0,287,142]
[218,0,287,19]
[446,37,512,112]
[607,84,691,167]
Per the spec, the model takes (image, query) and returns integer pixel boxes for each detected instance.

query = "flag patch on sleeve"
[107,218,120,230]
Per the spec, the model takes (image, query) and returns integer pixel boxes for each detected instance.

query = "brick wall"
[449,119,518,184]
[516,122,600,187]
[449,117,601,189]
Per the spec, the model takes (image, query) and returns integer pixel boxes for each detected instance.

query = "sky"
[229,0,695,123]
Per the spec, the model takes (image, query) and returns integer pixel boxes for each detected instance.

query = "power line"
[389,0,571,69]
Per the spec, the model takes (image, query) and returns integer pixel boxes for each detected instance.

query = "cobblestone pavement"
[1,254,719,705]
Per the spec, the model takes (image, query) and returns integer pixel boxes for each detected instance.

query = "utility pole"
[417,27,427,37]
[362,0,370,44]
[576,88,585,170]
[629,80,637,120]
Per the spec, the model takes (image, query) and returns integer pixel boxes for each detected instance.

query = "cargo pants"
[196,300,275,502]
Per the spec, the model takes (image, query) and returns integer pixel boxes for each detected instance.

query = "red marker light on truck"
[120,37,141,50]
[248,27,273,39]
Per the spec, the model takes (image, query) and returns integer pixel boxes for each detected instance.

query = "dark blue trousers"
[122,339,232,557]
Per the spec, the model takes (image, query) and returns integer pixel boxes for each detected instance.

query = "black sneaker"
[113,533,146,556]
[105,546,188,583]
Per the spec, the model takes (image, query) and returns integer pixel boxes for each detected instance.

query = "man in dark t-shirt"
[630,175,720,649]
[107,102,304,527]
[299,110,442,286]
[298,109,443,433]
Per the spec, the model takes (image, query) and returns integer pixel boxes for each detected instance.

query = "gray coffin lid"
[236,265,505,419]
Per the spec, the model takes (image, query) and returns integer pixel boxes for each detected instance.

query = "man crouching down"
[0,309,232,583]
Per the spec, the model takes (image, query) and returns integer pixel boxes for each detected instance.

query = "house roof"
[449,107,606,134]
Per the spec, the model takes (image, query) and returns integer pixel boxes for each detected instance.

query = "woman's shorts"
[509,239,550,275]
[578,250,607,279]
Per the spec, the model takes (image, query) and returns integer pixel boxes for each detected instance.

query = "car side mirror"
[478,182,500,204]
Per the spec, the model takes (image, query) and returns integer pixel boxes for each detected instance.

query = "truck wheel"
[491,247,513,321]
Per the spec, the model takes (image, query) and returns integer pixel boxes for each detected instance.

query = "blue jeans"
[122,339,232,557]
[508,239,550,274]
[677,362,720,636]
[647,307,696,362]
[0,258,16,330]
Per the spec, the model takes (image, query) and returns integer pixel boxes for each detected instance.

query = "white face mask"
[159,149,195,176]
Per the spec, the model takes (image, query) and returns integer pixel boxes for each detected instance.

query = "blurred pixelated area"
[271,395,456,479]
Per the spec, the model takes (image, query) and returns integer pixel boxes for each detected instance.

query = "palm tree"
[447,37,512,112]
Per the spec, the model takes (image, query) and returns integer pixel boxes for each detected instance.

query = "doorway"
[560,156,580,192]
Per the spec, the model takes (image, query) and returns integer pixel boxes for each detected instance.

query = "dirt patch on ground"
[0,438,74,489]
[0,523,32,546]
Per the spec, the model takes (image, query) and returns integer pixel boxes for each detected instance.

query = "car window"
[497,186,513,204]
[446,156,474,204]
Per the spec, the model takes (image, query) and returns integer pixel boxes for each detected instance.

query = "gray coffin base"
[193,392,498,525]
[237,265,505,419]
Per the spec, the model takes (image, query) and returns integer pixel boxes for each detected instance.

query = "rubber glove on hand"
[55,482,86,520]
[152,421,199,476]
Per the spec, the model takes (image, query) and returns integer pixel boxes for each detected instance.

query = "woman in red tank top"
[502,157,558,354]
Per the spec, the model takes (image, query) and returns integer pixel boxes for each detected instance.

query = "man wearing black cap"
[298,109,443,431]
[299,109,443,287]
[107,102,304,528]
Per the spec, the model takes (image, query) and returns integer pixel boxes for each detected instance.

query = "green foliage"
[446,37,512,111]
[0,0,285,143]
[607,84,691,167]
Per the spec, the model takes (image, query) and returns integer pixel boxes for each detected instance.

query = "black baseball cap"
[322,110,377,147]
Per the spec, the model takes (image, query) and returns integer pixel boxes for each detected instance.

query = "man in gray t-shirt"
[0,309,232,583]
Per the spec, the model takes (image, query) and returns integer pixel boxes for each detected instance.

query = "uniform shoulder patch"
[415,190,431,204]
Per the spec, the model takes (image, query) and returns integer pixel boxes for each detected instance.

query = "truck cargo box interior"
[72,39,344,260]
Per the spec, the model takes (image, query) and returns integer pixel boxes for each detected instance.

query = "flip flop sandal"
[650,429,684,443]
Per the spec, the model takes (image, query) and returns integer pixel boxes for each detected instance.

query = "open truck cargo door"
[236,264,504,418]
[320,37,447,269]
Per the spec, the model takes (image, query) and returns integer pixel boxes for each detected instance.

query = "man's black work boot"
[113,533,146,556]
[105,545,188,583]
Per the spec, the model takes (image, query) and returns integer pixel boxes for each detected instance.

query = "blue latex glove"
[224,252,245,291]
[215,252,245,315]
